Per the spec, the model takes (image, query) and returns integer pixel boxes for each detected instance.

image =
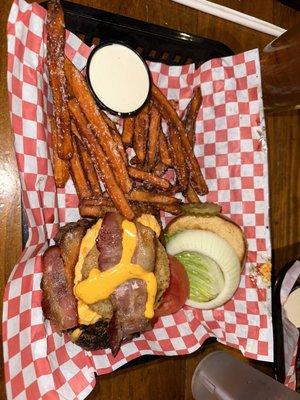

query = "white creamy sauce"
[284,287,300,328]
[88,44,150,114]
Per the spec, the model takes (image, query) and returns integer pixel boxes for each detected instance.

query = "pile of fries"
[47,0,208,221]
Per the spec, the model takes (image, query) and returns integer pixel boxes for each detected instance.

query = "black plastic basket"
[32,0,298,383]
[44,0,233,67]
[24,1,234,249]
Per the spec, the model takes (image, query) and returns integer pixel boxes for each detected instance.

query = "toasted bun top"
[165,214,247,265]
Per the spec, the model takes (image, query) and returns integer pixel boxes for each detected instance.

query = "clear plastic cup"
[191,351,300,399]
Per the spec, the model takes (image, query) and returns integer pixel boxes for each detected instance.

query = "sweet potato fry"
[168,126,188,191]
[100,111,116,131]
[64,58,131,193]
[147,105,160,168]
[158,128,172,167]
[129,155,138,166]
[79,204,116,218]
[79,197,179,217]
[168,99,178,110]
[79,197,116,218]
[50,117,69,188]
[132,180,153,192]
[156,203,182,215]
[111,131,128,166]
[185,183,200,203]
[71,119,102,194]
[68,99,135,220]
[81,196,153,210]
[153,161,168,177]
[79,197,114,207]
[129,190,181,205]
[184,87,202,146]
[128,166,170,190]
[166,183,182,195]
[47,0,73,160]
[70,119,82,141]
[133,104,149,164]
[78,146,102,195]
[72,132,102,196]
[151,84,208,195]
[101,112,128,165]
[122,117,135,146]
[69,136,92,199]
[79,201,180,218]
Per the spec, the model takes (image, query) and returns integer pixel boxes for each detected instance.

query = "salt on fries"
[47,0,73,161]
[47,0,207,219]
[49,116,69,188]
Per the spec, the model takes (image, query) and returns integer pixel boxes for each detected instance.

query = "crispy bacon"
[97,212,155,355]
[55,219,92,282]
[97,212,123,270]
[41,246,78,330]
[108,280,151,355]
[42,220,91,331]
[41,213,160,355]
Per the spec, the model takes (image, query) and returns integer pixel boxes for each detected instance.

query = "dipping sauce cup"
[86,42,151,117]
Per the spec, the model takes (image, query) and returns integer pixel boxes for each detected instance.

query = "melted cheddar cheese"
[75,220,157,319]
[70,328,82,341]
[74,219,103,324]
[77,300,100,325]
[74,218,103,285]
[137,214,161,238]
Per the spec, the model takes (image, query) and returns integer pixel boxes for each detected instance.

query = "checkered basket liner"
[3,0,279,399]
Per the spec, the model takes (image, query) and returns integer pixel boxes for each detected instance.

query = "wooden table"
[1,0,299,399]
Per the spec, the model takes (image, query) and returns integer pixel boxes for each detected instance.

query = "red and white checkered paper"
[3,0,277,399]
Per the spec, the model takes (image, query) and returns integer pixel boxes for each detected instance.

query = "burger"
[41,211,189,355]
[41,205,246,355]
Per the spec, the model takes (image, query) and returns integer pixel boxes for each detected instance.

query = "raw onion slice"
[166,230,241,309]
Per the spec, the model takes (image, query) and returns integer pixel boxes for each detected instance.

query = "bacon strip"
[41,246,78,330]
[97,212,123,270]
[96,212,153,355]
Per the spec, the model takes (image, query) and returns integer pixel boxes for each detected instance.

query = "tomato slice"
[154,255,189,317]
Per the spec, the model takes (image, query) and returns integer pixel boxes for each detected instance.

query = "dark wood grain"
[89,356,186,400]
[1,0,300,399]
[267,110,300,269]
